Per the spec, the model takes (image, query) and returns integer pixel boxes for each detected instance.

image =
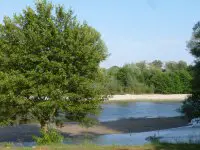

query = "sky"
[0,0,199,68]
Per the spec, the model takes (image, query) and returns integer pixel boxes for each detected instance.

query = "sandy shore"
[58,117,188,136]
[0,117,188,142]
[108,94,189,101]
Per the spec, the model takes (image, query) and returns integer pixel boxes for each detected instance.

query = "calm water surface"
[99,101,182,121]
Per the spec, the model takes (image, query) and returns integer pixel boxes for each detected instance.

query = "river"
[63,101,200,145]
[99,101,182,121]
[2,101,200,146]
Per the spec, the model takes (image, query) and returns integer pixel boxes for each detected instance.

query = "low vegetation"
[32,129,64,145]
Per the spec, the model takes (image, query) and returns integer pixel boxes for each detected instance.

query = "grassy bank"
[1,143,200,150]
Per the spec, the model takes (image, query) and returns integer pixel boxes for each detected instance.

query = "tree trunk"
[40,121,48,133]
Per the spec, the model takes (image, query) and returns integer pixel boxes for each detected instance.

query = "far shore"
[108,94,189,101]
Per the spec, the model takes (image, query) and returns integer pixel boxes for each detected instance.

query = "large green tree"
[0,1,107,131]
[181,22,200,120]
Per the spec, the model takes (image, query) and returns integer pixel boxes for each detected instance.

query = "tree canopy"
[0,1,107,130]
[181,21,200,120]
[104,60,192,95]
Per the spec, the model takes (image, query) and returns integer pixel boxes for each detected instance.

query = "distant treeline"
[102,60,192,94]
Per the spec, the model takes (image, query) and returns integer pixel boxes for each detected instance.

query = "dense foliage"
[103,60,192,94]
[0,1,107,130]
[181,22,200,120]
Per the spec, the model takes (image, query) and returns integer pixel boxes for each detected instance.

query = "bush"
[33,129,64,145]
[181,95,200,121]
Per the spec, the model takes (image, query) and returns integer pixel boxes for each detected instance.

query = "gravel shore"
[108,94,189,101]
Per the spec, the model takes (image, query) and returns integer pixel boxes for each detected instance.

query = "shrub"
[33,129,64,145]
[181,95,200,121]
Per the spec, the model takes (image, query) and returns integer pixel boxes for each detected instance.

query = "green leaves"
[33,129,64,145]
[104,61,192,95]
[181,21,200,120]
[0,1,107,128]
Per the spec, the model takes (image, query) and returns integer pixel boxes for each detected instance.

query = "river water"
[62,101,200,145]
[4,101,200,146]
[99,101,182,121]
[63,126,200,145]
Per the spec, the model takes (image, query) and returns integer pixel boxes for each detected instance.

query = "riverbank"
[0,117,188,142]
[58,117,188,136]
[108,94,189,101]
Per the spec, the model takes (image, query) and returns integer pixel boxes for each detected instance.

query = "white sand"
[108,94,189,101]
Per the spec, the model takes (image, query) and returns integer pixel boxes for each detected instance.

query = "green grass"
[1,143,200,150]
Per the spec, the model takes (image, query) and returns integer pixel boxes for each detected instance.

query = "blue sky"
[0,0,199,68]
